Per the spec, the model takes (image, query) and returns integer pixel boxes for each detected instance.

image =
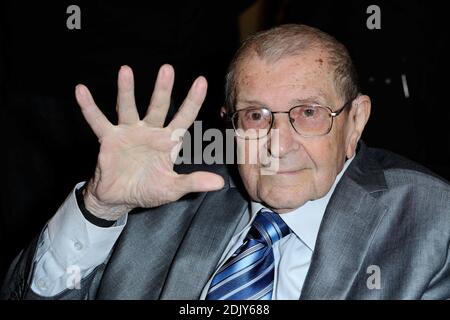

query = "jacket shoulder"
[367,146,450,189]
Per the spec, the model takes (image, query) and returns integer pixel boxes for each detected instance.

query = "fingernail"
[160,64,170,77]
[194,77,206,91]
[76,84,85,97]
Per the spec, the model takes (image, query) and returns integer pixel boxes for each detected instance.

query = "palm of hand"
[76,65,224,219]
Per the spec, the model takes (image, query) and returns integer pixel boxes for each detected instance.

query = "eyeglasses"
[230,99,354,139]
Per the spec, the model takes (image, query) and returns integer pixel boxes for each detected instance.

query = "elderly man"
[2,24,450,300]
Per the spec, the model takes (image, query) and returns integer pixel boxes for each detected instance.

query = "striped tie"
[206,208,290,300]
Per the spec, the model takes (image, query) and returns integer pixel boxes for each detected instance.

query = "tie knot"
[248,208,290,246]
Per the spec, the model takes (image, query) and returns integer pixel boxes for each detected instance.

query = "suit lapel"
[301,142,389,299]
[160,183,248,299]
[95,193,208,299]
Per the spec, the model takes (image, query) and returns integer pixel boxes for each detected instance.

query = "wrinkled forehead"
[235,50,340,107]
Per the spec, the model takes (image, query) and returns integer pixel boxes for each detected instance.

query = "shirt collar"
[251,155,355,251]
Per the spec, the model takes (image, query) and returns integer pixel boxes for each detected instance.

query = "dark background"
[1,0,449,281]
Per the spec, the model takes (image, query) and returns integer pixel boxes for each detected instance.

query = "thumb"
[177,171,225,194]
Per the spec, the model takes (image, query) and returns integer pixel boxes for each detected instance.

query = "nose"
[267,113,300,158]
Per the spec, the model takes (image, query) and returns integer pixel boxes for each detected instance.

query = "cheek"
[304,138,334,164]
[236,137,269,166]
[301,137,343,182]
[238,164,260,200]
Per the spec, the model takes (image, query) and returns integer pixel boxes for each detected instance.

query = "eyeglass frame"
[229,97,357,139]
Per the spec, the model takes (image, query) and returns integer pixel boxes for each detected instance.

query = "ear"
[220,106,227,119]
[345,94,371,158]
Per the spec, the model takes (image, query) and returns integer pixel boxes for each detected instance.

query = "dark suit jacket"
[2,142,450,299]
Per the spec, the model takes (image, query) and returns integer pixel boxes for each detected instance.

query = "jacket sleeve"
[1,230,110,300]
[1,235,39,300]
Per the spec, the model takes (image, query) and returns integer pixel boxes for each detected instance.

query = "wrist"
[75,186,116,227]
[82,182,133,221]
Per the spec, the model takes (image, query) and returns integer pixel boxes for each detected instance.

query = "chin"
[258,187,311,213]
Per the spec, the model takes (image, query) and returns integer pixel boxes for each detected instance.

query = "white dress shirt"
[31,183,127,296]
[31,157,353,298]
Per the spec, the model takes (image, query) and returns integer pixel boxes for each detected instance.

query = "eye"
[250,111,262,121]
[244,109,265,121]
[302,107,316,117]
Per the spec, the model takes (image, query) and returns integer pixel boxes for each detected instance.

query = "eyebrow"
[236,96,329,109]
[292,96,329,105]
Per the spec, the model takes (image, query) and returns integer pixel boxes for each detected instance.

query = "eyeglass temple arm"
[330,98,356,117]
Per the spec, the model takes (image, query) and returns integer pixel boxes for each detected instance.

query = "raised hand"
[76,65,224,220]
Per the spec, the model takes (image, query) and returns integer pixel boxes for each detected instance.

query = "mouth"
[276,169,304,175]
[263,168,307,175]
